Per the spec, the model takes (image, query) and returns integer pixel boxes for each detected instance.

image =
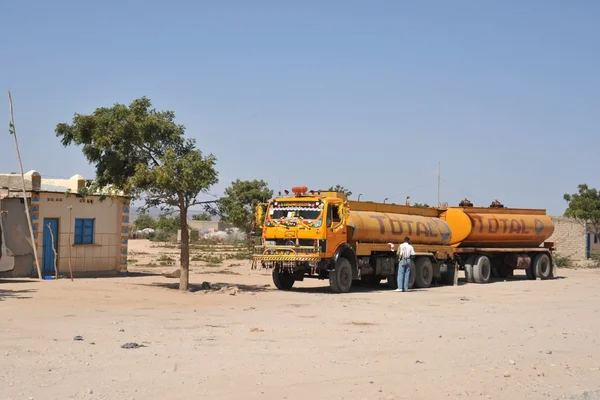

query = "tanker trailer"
[441,202,556,284]
[346,210,455,289]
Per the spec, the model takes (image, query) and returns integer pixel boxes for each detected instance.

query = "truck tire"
[361,275,382,286]
[387,273,398,289]
[472,255,491,284]
[525,265,536,280]
[272,269,295,290]
[440,263,457,285]
[464,255,476,283]
[497,265,513,279]
[533,253,552,280]
[408,260,416,289]
[414,257,433,288]
[330,257,353,293]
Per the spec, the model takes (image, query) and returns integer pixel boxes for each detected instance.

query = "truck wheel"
[464,255,476,283]
[472,255,491,284]
[329,257,353,293]
[361,275,382,286]
[525,265,536,280]
[272,269,295,290]
[414,257,433,288]
[408,260,416,289]
[533,253,552,280]
[440,263,457,285]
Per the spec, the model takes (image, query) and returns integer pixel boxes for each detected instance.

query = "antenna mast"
[437,161,441,207]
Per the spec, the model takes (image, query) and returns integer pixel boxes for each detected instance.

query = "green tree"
[56,97,218,291]
[218,179,273,234]
[564,184,600,239]
[156,215,180,232]
[192,212,212,221]
[133,212,157,230]
[328,185,352,197]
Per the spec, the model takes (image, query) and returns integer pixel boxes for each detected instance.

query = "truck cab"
[253,187,356,292]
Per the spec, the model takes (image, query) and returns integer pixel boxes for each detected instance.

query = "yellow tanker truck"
[252,186,557,293]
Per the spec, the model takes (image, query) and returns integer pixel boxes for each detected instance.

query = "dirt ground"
[2,240,600,400]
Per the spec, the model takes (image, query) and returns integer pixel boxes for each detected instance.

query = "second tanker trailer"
[253,187,556,293]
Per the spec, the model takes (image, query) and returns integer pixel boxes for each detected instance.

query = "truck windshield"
[268,203,322,221]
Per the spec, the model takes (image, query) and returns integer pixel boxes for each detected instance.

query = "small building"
[548,216,600,265]
[0,170,130,278]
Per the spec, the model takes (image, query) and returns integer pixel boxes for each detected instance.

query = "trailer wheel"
[414,257,433,288]
[464,255,476,283]
[272,269,295,290]
[533,253,552,280]
[329,257,353,293]
[472,255,491,284]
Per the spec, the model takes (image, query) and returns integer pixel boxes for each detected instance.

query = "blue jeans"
[397,259,410,291]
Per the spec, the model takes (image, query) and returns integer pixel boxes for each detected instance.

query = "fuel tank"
[347,210,452,246]
[441,208,554,248]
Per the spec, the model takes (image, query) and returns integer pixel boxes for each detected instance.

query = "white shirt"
[398,242,415,260]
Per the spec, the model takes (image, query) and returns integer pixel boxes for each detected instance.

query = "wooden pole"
[8,90,42,280]
[67,206,73,281]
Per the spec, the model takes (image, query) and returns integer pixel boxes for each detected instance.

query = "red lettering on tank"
[369,215,387,234]
[499,218,509,233]
[520,219,530,234]
[472,215,484,233]
[389,217,403,235]
[488,219,499,234]
[416,222,430,237]
[400,220,414,236]
[509,219,521,234]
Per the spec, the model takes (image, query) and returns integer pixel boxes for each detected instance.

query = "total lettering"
[369,214,451,240]
[471,216,545,235]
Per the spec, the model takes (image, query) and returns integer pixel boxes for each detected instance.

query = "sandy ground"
[2,240,600,400]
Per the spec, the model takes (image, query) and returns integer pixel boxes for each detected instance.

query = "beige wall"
[37,192,126,275]
[591,233,600,256]
[548,216,587,263]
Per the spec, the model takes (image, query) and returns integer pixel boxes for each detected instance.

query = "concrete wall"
[36,192,127,276]
[590,233,600,257]
[0,197,34,277]
[548,216,587,263]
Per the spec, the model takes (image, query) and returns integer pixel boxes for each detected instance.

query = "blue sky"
[1,0,598,215]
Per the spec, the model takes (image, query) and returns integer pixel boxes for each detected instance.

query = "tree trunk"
[179,201,190,292]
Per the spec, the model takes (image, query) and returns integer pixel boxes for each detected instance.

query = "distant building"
[176,220,238,242]
[548,216,600,265]
[0,170,130,278]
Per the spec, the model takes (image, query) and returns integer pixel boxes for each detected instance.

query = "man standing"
[395,236,415,292]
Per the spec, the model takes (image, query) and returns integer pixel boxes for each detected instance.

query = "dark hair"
[404,237,410,242]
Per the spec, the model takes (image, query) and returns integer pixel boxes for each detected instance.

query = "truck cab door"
[325,201,347,256]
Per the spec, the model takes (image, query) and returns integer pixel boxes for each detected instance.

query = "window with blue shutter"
[74,218,95,245]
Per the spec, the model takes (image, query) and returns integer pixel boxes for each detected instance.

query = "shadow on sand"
[139,281,272,293]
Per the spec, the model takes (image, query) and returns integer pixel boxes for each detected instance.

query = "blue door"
[42,218,59,275]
